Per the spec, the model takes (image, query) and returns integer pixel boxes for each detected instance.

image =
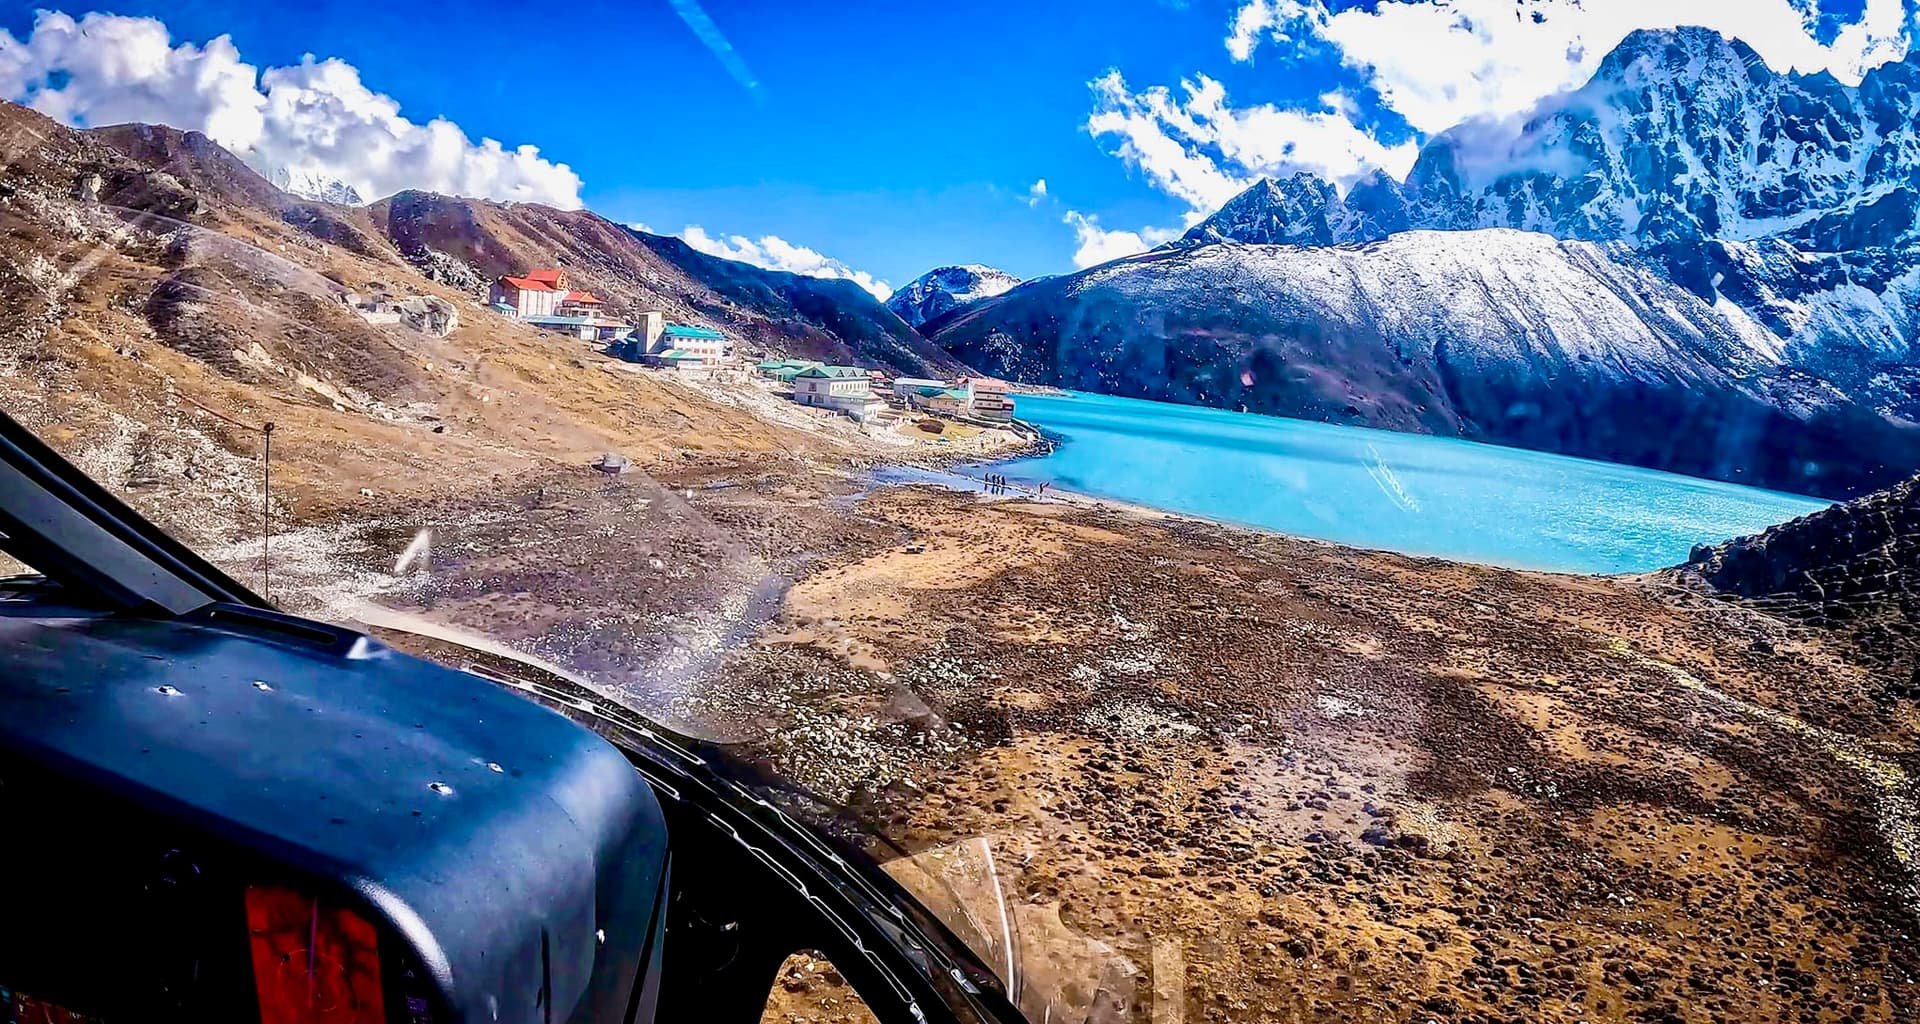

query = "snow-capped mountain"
[931,27,1920,499]
[1181,175,1345,247]
[267,166,366,206]
[885,264,1021,327]
[1177,27,1920,380]
[933,228,1920,499]
[1187,28,1920,257]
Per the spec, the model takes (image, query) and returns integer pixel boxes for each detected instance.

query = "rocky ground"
[273,455,1919,1024]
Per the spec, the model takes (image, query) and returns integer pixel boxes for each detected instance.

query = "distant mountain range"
[932,27,1920,499]
[885,264,1021,327]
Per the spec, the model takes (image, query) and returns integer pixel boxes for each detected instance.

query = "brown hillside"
[0,101,875,553]
[367,190,961,374]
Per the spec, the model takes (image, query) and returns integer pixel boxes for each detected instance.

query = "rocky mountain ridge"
[364,188,962,375]
[1189,28,1920,255]
[885,264,1022,328]
[1178,27,1920,385]
[82,117,959,377]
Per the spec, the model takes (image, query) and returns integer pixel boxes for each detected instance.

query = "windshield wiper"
[0,409,264,615]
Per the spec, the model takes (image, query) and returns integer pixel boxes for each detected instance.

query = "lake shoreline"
[986,389,1831,575]
[867,459,1616,579]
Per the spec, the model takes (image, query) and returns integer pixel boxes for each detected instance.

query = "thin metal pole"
[262,422,274,602]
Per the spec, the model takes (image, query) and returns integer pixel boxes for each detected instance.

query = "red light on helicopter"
[245,885,388,1024]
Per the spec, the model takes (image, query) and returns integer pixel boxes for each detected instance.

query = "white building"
[959,377,1016,421]
[657,324,730,362]
[621,310,731,364]
[489,268,570,318]
[793,366,885,419]
[905,385,970,417]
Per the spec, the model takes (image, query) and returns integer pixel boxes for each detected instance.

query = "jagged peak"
[1180,173,1344,247]
[1250,172,1337,200]
[1346,167,1401,190]
[1595,26,1769,82]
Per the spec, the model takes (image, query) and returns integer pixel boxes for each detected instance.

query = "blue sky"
[1,0,1915,294]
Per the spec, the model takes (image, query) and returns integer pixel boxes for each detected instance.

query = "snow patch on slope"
[1080,228,1784,384]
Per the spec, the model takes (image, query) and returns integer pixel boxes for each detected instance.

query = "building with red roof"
[489,268,573,319]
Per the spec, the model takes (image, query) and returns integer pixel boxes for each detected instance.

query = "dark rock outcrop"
[1680,474,1920,689]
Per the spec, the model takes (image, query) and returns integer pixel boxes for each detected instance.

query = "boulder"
[397,295,458,337]
[405,247,486,294]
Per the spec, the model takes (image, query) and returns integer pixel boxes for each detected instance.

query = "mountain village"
[487,266,1027,450]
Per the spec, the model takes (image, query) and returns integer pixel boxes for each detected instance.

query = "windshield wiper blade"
[0,408,264,614]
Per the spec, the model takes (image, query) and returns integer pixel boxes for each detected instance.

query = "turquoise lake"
[993,391,1832,575]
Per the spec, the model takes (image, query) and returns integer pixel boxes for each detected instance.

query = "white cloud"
[1062,210,1179,269]
[1027,178,1049,206]
[1087,70,1419,219]
[1227,0,1324,61]
[0,10,584,207]
[1087,72,1252,215]
[1229,0,1917,134]
[680,226,891,300]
